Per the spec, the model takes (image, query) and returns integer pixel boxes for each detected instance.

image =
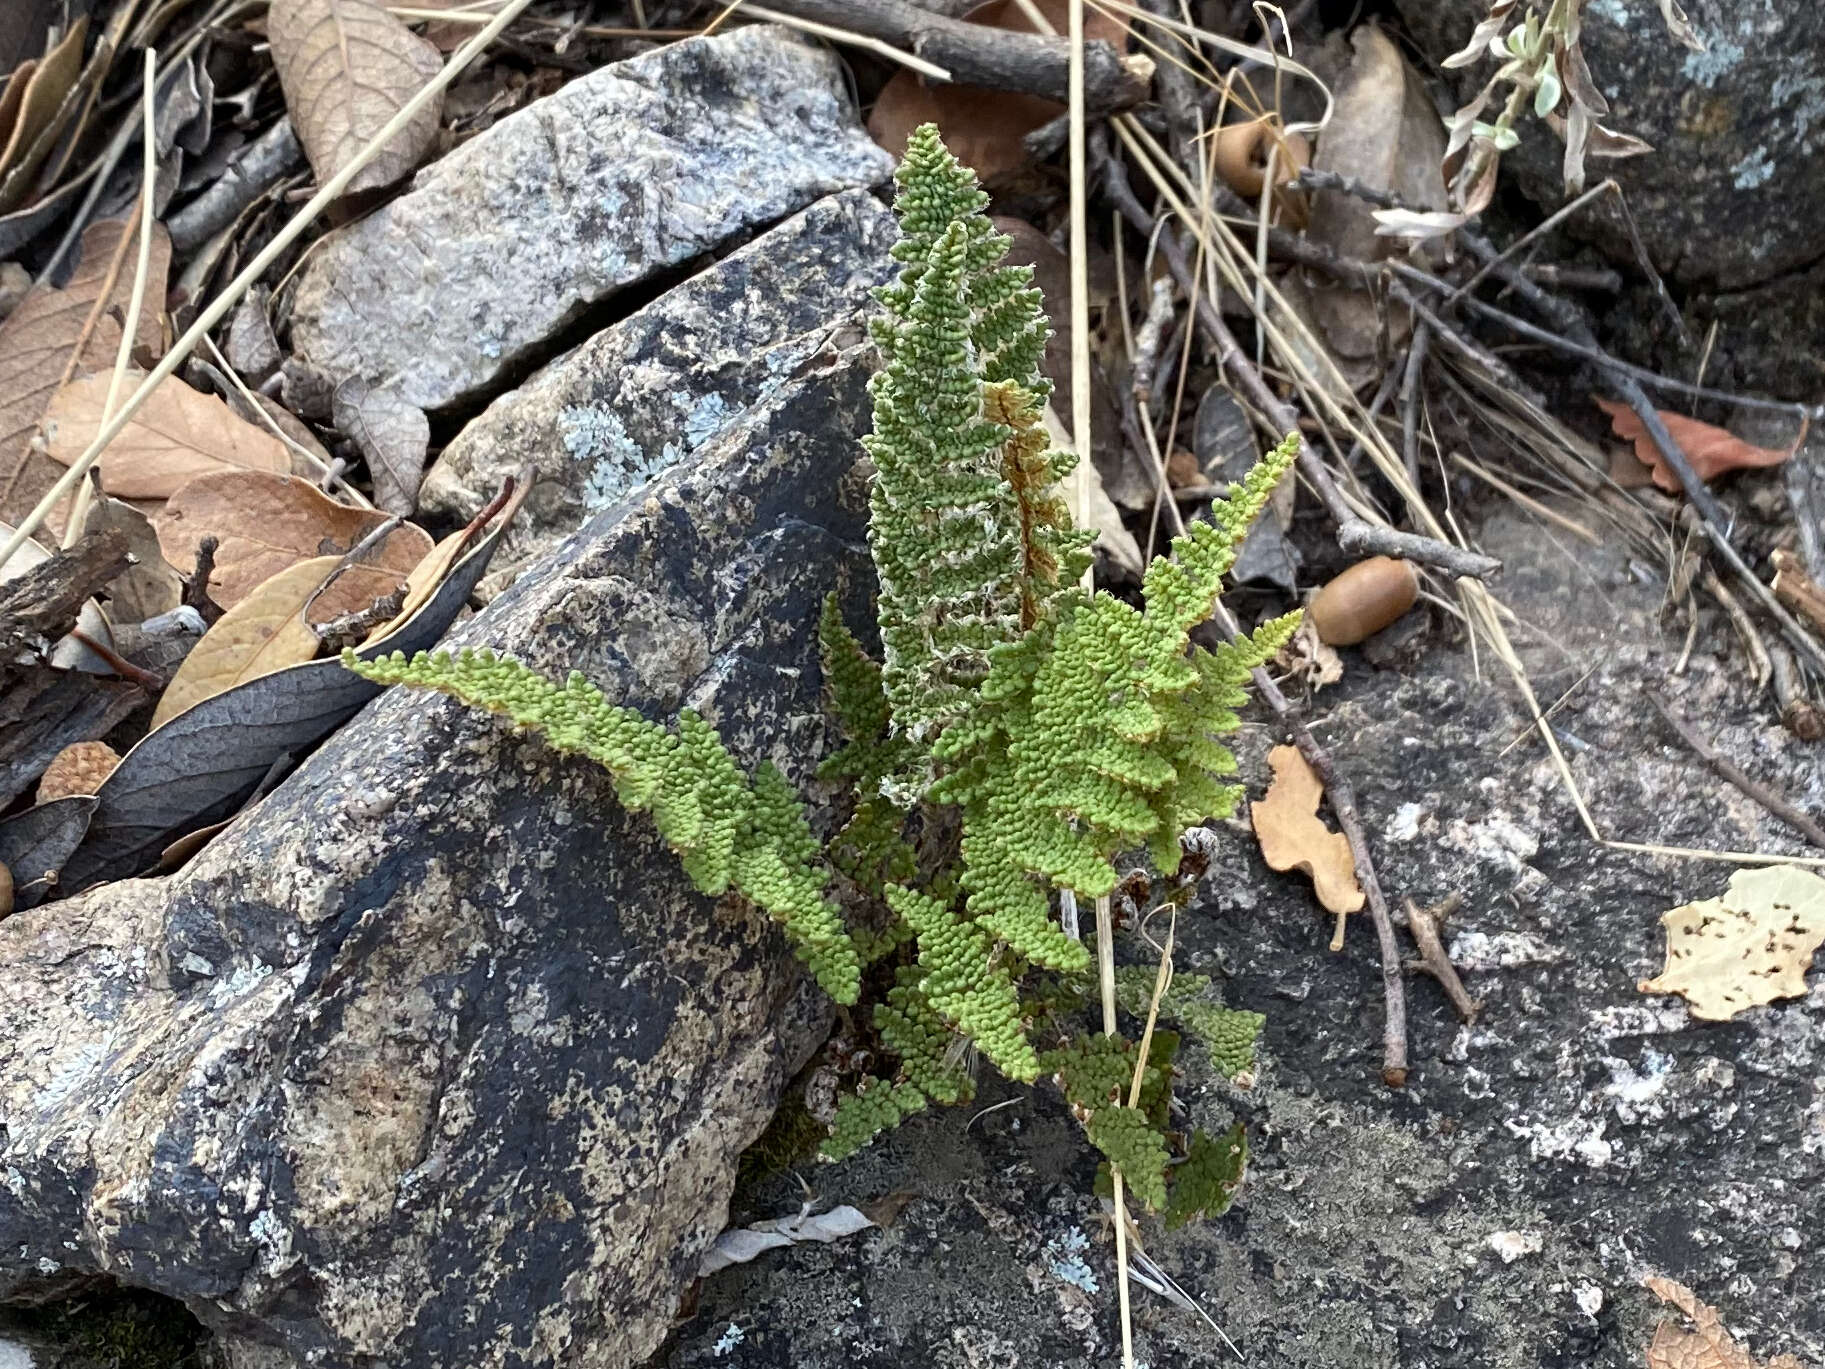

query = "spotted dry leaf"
[1642,1276,1805,1369]
[1637,866,1825,1021]
[268,0,444,197]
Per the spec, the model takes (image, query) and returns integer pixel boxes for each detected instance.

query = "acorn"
[1307,557,1419,646]
[37,741,121,803]
[1211,118,1312,226]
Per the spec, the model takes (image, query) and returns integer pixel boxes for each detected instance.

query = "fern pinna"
[346,122,1293,1225]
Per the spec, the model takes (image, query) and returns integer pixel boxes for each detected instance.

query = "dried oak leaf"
[154,469,430,616]
[150,555,339,728]
[1251,744,1365,918]
[868,0,1127,183]
[1637,865,1825,1021]
[0,17,88,214]
[0,219,171,529]
[41,370,291,499]
[268,0,444,198]
[1643,1275,1806,1369]
[1595,399,1796,493]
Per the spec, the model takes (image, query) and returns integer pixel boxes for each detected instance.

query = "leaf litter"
[1637,865,1825,1021]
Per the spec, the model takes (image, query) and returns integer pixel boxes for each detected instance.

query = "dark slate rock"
[419,188,895,599]
[0,351,880,1369]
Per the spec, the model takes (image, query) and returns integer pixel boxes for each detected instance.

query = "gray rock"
[1392,2,1825,292]
[420,188,896,597]
[0,351,882,1369]
[287,25,893,414]
[667,501,1825,1368]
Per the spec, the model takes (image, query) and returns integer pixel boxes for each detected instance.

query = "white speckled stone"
[287,25,892,413]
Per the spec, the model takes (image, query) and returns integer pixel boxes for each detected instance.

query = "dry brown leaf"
[1595,399,1796,493]
[358,524,469,646]
[80,483,183,622]
[150,555,339,728]
[1251,745,1365,919]
[1277,615,1344,693]
[0,17,87,214]
[1637,866,1825,1021]
[867,0,1126,183]
[1643,1275,1807,1369]
[0,220,172,529]
[0,60,41,163]
[1307,26,1448,358]
[268,0,444,198]
[332,377,427,514]
[155,469,431,616]
[42,370,292,498]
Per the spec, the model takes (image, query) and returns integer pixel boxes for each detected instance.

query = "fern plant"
[347,122,1294,1226]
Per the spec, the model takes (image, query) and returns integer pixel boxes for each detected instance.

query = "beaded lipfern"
[343,647,861,1006]
[346,123,1295,1226]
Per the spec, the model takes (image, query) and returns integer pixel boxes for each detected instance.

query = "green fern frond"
[1164,1123,1248,1229]
[887,882,1037,1081]
[1115,967,1265,1081]
[822,1078,928,1161]
[1041,1032,1171,1210]
[345,648,861,1005]
[876,967,976,1104]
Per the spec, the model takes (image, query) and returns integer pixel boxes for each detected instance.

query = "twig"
[1097,146,1500,582]
[184,535,224,626]
[737,4,951,79]
[1399,322,1429,495]
[1648,692,1825,850]
[167,119,305,253]
[1768,644,1824,742]
[0,0,539,572]
[742,0,1150,111]
[66,628,164,692]
[1403,895,1480,1024]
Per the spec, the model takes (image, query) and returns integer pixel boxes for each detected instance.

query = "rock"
[0,351,882,1369]
[287,25,892,415]
[1391,3,1825,293]
[665,501,1825,1368]
[419,188,896,597]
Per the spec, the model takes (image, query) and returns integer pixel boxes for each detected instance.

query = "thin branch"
[1649,692,1825,849]
[745,0,1151,111]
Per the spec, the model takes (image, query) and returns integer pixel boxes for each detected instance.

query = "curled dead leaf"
[154,470,430,615]
[0,18,88,214]
[80,483,183,621]
[150,555,340,728]
[1637,865,1825,1021]
[1251,745,1365,933]
[1595,398,1797,492]
[268,0,445,197]
[42,370,291,498]
[332,377,428,515]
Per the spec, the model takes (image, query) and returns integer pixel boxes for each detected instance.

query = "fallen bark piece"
[288,25,892,415]
[1252,744,1366,937]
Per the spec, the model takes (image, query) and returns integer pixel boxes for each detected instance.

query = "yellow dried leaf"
[1637,866,1825,1021]
[42,371,291,498]
[1643,1275,1808,1369]
[1251,745,1365,920]
[150,556,338,728]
